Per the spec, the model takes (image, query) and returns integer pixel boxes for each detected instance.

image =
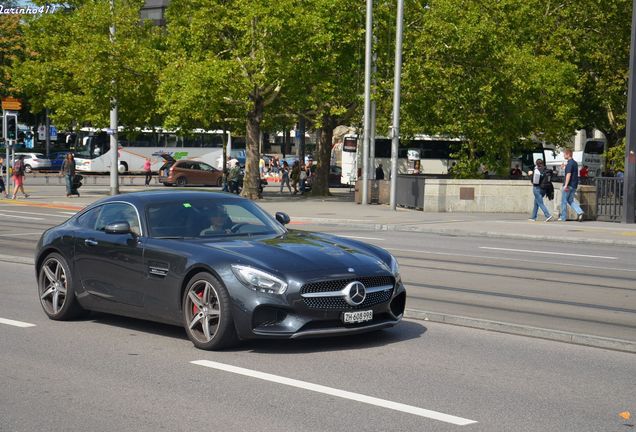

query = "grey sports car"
[35,191,406,350]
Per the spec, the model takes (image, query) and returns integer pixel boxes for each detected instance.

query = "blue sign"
[50,126,58,141]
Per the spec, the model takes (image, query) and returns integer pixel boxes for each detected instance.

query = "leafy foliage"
[13,0,163,128]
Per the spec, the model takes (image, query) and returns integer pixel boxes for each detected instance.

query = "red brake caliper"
[192,290,204,315]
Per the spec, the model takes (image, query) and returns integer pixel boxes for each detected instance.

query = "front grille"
[300,276,394,311]
[301,276,394,295]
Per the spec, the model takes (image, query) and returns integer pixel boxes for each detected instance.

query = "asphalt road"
[2,198,634,343]
[0,260,634,432]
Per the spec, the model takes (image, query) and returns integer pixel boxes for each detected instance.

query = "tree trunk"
[311,115,335,196]
[243,99,262,200]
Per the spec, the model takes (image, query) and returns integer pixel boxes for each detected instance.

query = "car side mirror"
[105,221,133,235]
[275,212,290,225]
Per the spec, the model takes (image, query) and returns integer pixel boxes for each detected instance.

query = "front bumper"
[230,278,406,340]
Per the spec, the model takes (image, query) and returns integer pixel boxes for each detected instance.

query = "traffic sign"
[1,97,22,111]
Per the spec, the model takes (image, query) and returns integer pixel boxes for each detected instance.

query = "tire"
[118,162,128,174]
[25,165,32,173]
[176,176,187,187]
[182,272,238,350]
[38,253,85,320]
[217,177,223,187]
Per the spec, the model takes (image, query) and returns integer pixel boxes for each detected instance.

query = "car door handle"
[84,239,98,246]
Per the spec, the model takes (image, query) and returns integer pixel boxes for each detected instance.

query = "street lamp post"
[361,0,373,206]
[624,0,636,223]
[109,0,119,196]
[389,0,405,210]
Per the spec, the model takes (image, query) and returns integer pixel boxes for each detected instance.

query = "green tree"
[0,9,24,98]
[162,0,309,199]
[283,0,364,196]
[13,0,162,129]
[398,0,579,176]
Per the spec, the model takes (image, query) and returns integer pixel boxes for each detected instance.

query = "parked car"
[158,157,223,187]
[34,191,405,350]
[15,152,52,172]
[49,151,69,172]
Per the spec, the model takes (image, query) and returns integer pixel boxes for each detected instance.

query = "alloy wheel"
[39,257,68,315]
[184,280,221,343]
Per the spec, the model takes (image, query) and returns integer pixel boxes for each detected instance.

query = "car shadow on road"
[86,312,189,341]
[232,320,427,354]
[82,313,425,353]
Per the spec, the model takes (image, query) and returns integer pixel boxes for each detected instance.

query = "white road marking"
[191,360,477,426]
[479,246,617,260]
[0,212,44,221]
[386,248,636,273]
[0,318,36,328]
[0,209,68,218]
[341,235,384,240]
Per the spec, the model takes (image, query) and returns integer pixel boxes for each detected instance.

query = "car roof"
[94,190,245,208]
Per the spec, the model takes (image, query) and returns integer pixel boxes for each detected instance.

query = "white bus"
[543,139,606,177]
[74,128,232,174]
[332,134,461,184]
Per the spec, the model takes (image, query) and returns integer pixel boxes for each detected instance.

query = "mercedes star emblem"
[344,281,366,306]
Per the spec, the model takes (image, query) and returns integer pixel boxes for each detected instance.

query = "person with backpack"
[528,159,552,222]
[11,155,29,200]
[60,153,77,197]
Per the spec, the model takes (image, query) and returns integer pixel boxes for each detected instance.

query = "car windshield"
[146,198,286,239]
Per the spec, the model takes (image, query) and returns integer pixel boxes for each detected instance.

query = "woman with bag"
[528,159,552,222]
[11,155,29,199]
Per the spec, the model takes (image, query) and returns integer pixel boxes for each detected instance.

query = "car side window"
[199,163,214,172]
[190,163,202,171]
[180,162,193,170]
[94,203,142,236]
[76,206,102,230]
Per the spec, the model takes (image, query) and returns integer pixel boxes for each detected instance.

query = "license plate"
[343,310,373,324]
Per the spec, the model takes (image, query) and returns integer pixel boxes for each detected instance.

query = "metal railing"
[596,177,624,222]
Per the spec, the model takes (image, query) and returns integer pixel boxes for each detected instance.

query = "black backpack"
[540,170,554,200]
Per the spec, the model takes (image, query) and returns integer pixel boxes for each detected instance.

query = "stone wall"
[355,178,597,218]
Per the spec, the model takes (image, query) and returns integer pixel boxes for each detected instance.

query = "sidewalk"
[5,182,636,247]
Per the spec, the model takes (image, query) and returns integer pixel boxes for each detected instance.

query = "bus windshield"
[75,134,110,160]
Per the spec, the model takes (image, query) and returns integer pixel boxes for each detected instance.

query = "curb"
[405,308,636,353]
[290,217,636,247]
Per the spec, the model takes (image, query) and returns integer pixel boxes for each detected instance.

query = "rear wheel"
[182,272,237,350]
[24,164,32,173]
[38,253,85,320]
[176,176,187,187]
[118,162,128,174]
[217,177,223,187]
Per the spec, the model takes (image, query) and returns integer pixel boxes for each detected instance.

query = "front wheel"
[182,272,238,350]
[38,253,85,320]
[25,165,33,173]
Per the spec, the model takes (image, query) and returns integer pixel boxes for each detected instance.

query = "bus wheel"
[176,177,187,187]
[118,162,128,174]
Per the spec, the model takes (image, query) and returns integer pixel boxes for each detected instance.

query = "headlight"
[389,255,400,277]
[231,265,288,295]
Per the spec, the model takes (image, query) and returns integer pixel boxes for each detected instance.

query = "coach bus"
[332,134,462,184]
[74,128,231,174]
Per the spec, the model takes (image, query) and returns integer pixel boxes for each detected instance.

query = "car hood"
[201,230,388,275]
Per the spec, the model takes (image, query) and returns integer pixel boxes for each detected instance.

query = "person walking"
[290,161,300,194]
[228,162,241,194]
[60,153,76,197]
[11,155,29,199]
[559,148,584,222]
[144,158,152,186]
[528,159,552,222]
[279,161,292,194]
[0,157,7,198]
[299,164,308,194]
